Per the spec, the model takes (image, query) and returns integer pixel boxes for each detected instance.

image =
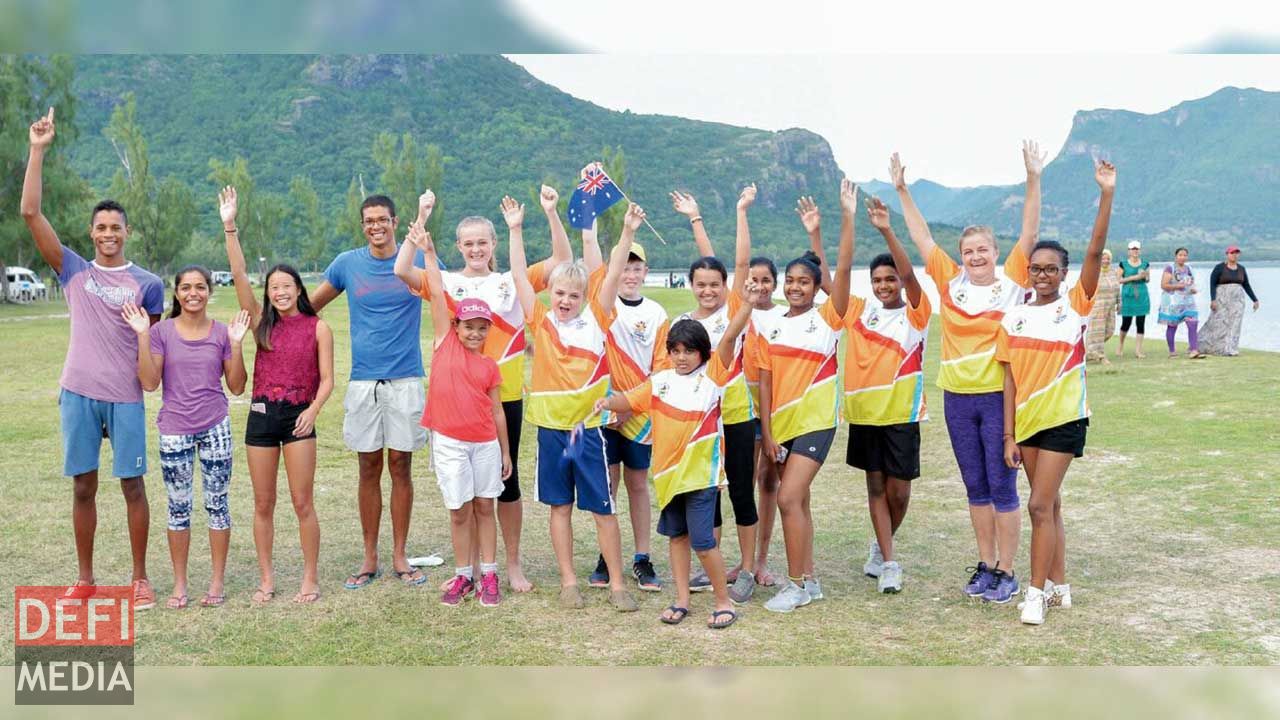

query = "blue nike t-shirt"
[324,245,425,380]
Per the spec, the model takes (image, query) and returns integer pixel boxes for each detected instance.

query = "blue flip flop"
[344,568,381,590]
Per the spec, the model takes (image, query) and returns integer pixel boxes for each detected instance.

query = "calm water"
[649,262,1280,352]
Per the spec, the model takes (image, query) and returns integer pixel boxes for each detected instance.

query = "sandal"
[293,590,322,604]
[343,568,381,590]
[199,593,226,608]
[251,587,276,605]
[166,594,189,610]
[660,605,689,625]
[393,568,427,586]
[708,609,737,629]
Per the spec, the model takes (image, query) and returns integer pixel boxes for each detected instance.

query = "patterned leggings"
[159,417,233,531]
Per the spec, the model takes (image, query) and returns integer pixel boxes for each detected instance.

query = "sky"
[507,54,1280,187]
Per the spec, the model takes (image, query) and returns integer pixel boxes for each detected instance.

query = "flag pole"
[599,169,667,245]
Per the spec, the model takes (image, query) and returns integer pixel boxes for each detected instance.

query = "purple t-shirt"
[57,246,164,403]
[149,319,232,435]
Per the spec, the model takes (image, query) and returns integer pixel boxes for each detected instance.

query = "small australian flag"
[566,167,624,229]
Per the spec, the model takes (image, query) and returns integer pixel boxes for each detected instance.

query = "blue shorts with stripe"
[535,426,613,514]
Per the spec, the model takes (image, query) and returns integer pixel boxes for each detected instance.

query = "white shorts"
[342,378,428,453]
[431,431,504,510]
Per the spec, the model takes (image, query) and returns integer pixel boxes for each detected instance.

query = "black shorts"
[846,422,921,480]
[499,399,523,502]
[245,399,316,447]
[782,427,836,464]
[1021,418,1089,458]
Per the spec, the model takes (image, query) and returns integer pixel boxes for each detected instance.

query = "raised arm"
[503,196,537,320]
[543,182,572,268]
[830,178,856,318]
[733,184,757,295]
[717,281,762,369]
[20,108,64,274]
[796,195,833,295]
[598,203,643,317]
[224,310,250,396]
[219,186,263,326]
[580,219,604,275]
[671,190,713,257]
[405,221,451,349]
[866,196,923,308]
[889,153,937,261]
[1077,161,1116,300]
[395,190,433,291]
[122,303,162,392]
[1014,139,1047,259]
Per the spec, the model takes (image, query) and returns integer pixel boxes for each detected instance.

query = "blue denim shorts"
[60,388,147,478]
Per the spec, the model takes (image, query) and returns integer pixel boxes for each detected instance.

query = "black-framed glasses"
[362,217,394,228]
[1028,265,1062,277]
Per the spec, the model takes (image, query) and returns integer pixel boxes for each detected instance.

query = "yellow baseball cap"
[628,242,647,264]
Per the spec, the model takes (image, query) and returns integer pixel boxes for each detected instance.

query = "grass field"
[1,289,1277,666]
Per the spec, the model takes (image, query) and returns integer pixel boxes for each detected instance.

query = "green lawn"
[1,290,1277,665]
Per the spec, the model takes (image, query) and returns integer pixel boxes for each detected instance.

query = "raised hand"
[539,184,559,213]
[670,190,699,219]
[624,203,646,231]
[1094,159,1117,192]
[889,152,907,190]
[796,196,820,234]
[742,279,764,304]
[839,177,859,215]
[864,196,892,232]
[580,161,603,180]
[1022,139,1048,177]
[228,310,251,344]
[218,186,238,227]
[29,107,55,149]
[417,189,436,221]
[406,221,433,253]
[500,195,525,228]
[737,183,757,211]
[121,302,150,335]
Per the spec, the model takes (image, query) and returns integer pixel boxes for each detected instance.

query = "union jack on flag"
[566,167,624,229]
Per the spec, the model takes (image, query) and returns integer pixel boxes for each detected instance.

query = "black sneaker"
[588,554,610,588]
[632,558,662,592]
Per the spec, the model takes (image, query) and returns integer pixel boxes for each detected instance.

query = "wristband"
[689,216,703,224]
[223,227,238,234]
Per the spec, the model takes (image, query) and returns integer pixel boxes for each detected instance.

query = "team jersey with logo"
[600,275,670,444]
[622,355,732,510]
[925,244,1030,393]
[525,289,615,431]
[745,303,787,412]
[674,292,753,424]
[994,281,1094,442]
[759,300,844,443]
[843,293,932,426]
[417,262,547,402]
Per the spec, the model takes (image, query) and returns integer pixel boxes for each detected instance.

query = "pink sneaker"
[57,580,97,606]
[478,572,501,607]
[440,575,474,607]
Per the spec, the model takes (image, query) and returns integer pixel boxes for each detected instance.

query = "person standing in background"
[1084,249,1120,365]
[1158,247,1204,359]
[1117,241,1150,359]
[1200,245,1260,357]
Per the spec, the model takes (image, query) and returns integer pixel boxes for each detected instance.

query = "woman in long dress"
[1085,249,1120,365]
[1200,245,1261,356]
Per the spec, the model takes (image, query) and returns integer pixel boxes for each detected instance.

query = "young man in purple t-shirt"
[21,108,165,610]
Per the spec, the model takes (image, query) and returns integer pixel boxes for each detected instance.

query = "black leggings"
[714,420,759,527]
[1120,315,1146,334]
[498,399,523,502]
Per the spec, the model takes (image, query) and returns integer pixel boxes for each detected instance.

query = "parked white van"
[5,267,47,302]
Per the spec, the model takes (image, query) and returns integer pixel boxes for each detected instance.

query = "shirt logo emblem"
[866,310,880,329]
[805,317,817,333]
[1013,318,1026,334]
[632,320,648,342]
[990,282,1004,303]
[713,317,727,334]
[955,288,968,304]
[656,382,670,398]
[84,277,136,307]
[768,328,781,342]
[453,286,466,298]
[1054,305,1067,324]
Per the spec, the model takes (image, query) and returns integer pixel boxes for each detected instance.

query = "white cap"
[1127,240,1142,250]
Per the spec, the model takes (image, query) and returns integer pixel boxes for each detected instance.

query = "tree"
[371,131,445,240]
[0,54,90,300]
[333,175,364,252]
[597,145,629,247]
[289,175,331,271]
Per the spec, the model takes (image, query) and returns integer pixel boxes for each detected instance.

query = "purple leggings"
[1166,320,1198,353]
[943,390,1020,513]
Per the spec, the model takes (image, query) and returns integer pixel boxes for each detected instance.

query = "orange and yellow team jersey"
[622,355,733,510]
[759,300,844,443]
[995,282,1094,443]
[602,290,670,444]
[417,262,547,403]
[525,285,615,430]
[925,244,1030,394]
[745,303,787,411]
[843,293,932,426]
[673,292,753,425]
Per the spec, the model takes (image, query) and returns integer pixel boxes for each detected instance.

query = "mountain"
[63,54,954,270]
[862,179,1009,225]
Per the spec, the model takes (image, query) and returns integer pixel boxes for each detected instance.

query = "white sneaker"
[878,561,903,593]
[1048,583,1072,609]
[804,577,824,601]
[764,580,811,613]
[1020,586,1047,625]
[863,539,884,578]
[1019,579,1051,610]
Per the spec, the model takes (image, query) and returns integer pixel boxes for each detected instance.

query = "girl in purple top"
[124,266,249,610]
[221,186,335,605]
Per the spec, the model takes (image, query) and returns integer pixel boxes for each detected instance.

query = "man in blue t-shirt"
[312,194,430,589]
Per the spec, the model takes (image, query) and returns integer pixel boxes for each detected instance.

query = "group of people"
[24,102,1124,629]
[1086,241,1261,363]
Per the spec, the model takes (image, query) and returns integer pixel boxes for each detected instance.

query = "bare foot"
[507,564,534,593]
[293,581,322,604]
[754,565,777,587]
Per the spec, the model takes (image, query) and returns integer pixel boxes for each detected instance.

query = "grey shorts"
[342,378,428,453]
